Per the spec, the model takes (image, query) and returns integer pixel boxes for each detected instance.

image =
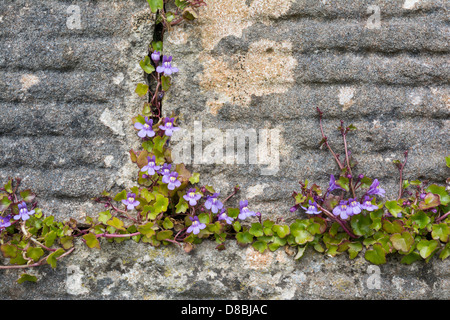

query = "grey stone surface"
[0,0,449,300]
[0,0,155,220]
[0,238,449,299]
[163,0,450,219]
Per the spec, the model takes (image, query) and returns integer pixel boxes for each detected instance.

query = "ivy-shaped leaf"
[390,232,414,253]
[431,223,449,242]
[384,200,403,218]
[26,247,45,262]
[365,244,387,265]
[147,0,164,13]
[417,239,438,259]
[83,233,100,249]
[139,56,155,74]
[46,248,65,269]
[236,231,254,244]
[17,273,37,284]
[107,217,126,231]
[252,240,267,254]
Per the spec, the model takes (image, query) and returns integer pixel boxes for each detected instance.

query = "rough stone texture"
[0,239,449,300]
[0,0,154,220]
[163,0,450,220]
[0,0,450,300]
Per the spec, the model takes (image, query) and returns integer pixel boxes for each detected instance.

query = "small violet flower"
[122,193,140,211]
[156,55,179,76]
[151,51,161,63]
[300,200,322,215]
[238,200,256,220]
[360,196,379,212]
[159,117,180,137]
[14,202,35,221]
[162,172,182,190]
[367,179,386,197]
[0,215,12,230]
[347,198,362,216]
[159,163,172,178]
[183,188,202,206]
[204,193,223,214]
[218,208,234,225]
[141,156,160,176]
[332,200,351,220]
[328,174,344,192]
[134,117,155,138]
[187,216,206,235]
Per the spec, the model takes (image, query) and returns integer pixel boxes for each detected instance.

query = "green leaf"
[44,231,57,248]
[347,242,363,259]
[227,208,240,219]
[20,189,36,202]
[249,223,264,237]
[233,221,241,233]
[418,193,441,210]
[60,236,74,250]
[272,225,290,238]
[439,242,450,260]
[198,213,210,224]
[335,176,349,192]
[446,156,450,168]
[156,230,173,241]
[163,217,174,230]
[175,196,189,214]
[390,232,414,253]
[161,75,171,91]
[139,56,155,74]
[417,239,439,259]
[17,273,37,284]
[26,247,45,262]
[350,214,373,237]
[98,210,112,224]
[151,41,163,52]
[385,200,403,218]
[364,244,387,265]
[294,246,307,260]
[135,83,149,97]
[137,222,155,238]
[46,248,65,269]
[411,211,431,229]
[189,173,200,184]
[113,190,127,202]
[432,223,449,242]
[425,184,450,206]
[4,179,13,193]
[382,220,405,234]
[1,244,18,258]
[153,193,169,214]
[0,196,12,211]
[107,217,126,231]
[83,233,100,249]
[147,0,164,13]
[401,252,422,265]
[175,0,188,10]
[236,231,254,244]
[252,240,267,254]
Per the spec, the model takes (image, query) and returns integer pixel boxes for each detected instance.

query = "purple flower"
[187,216,206,235]
[328,174,345,192]
[218,208,234,225]
[156,55,179,75]
[238,200,256,220]
[205,193,223,214]
[300,200,322,215]
[367,179,386,197]
[159,163,172,178]
[332,200,351,220]
[162,171,181,190]
[13,202,35,221]
[347,198,362,216]
[134,117,155,138]
[360,196,379,212]
[290,205,299,213]
[122,193,140,210]
[159,117,180,137]
[151,51,161,63]
[0,215,12,230]
[141,156,160,175]
[183,188,202,206]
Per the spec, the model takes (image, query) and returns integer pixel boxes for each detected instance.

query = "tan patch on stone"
[200,39,297,111]
[338,87,355,111]
[20,74,40,91]
[198,0,294,51]
[245,246,274,270]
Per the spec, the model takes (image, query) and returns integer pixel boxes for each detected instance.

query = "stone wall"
[0,0,449,299]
